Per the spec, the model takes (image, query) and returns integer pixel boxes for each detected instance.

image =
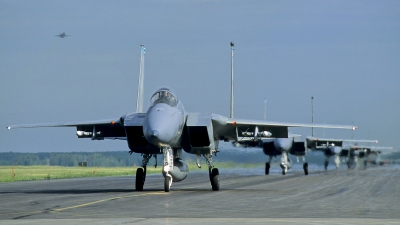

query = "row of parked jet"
[235,134,393,176]
[6,44,395,192]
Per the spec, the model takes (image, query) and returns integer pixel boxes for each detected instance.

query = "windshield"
[150,91,178,107]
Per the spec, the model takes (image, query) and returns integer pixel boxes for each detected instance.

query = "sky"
[1,0,399,153]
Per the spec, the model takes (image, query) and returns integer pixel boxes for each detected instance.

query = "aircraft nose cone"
[151,130,159,138]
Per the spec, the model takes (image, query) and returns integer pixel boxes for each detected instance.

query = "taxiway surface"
[1,164,399,224]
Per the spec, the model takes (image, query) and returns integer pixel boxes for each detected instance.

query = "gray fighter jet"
[55,32,71,38]
[7,89,356,192]
[345,145,393,169]
[306,137,378,170]
[233,134,307,175]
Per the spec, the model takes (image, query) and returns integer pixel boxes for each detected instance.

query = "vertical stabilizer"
[311,96,314,137]
[136,45,146,113]
[230,42,234,118]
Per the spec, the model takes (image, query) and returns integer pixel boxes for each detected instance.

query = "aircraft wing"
[7,118,126,140]
[350,146,393,152]
[210,114,356,140]
[306,136,378,150]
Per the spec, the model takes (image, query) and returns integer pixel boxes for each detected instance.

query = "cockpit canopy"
[150,89,178,107]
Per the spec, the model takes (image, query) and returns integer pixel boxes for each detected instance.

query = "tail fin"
[136,45,146,113]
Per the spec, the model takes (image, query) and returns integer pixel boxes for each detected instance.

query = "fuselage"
[143,87,186,148]
[324,146,343,157]
[273,138,294,153]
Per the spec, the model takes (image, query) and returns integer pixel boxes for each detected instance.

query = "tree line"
[0,152,139,167]
[0,150,397,167]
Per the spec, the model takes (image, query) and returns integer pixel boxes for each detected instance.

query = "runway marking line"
[51,192,166,212]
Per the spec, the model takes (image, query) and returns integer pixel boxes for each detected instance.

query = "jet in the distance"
[55,32,71,38]
[306,137,378,170]
[233,134,308,175]
[346,145,393,169]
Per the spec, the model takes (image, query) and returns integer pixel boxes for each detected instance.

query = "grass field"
[0,162,262,182]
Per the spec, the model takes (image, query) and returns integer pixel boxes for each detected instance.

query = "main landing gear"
[297,156,308,175]
[303,162,308,175]
[197,153,219,191]
[135,154,154,191]
[265,155,272,175]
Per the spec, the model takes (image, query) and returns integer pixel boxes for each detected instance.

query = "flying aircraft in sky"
[7,45,357,192]
[306,137,378,170]
[54,32,71,38]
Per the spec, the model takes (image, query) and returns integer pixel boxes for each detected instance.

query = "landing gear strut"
[163,147,173,192]
[202,153,219,191]
[280,152,291,175]
[298,156,308,175]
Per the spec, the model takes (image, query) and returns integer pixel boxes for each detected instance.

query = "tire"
[265,162,270,175]
[211,168,220,191]
[143,166,147,182]
[303,163,308,175]
[164,176,171,192]
[135,168,144,191]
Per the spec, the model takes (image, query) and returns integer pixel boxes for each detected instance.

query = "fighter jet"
[306,137,378,170]
[233,134,308,175]
[7,89,357,192]
[7,45,357,192]
[55,32,71,38]
[345,145,393,169]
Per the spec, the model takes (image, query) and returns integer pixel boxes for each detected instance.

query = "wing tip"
[352,126,357,130]
[7,126,11,130]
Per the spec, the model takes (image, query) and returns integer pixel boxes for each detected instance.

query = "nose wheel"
[164,175,172,192]
[280,163,287,175]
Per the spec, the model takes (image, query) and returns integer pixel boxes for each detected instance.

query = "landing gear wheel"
[210,168,220,191]
[347,161,351,169]
[324,161,328,170]
[265,162,270,175]
[303,162,308,175]
[164,176,171,192]
[135,168,144,191]
[280,163,286,175]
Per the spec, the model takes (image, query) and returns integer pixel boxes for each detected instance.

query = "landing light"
[352,126,357,130]
[7,126,10,130]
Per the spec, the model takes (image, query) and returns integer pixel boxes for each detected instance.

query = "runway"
[1,164,400,224]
